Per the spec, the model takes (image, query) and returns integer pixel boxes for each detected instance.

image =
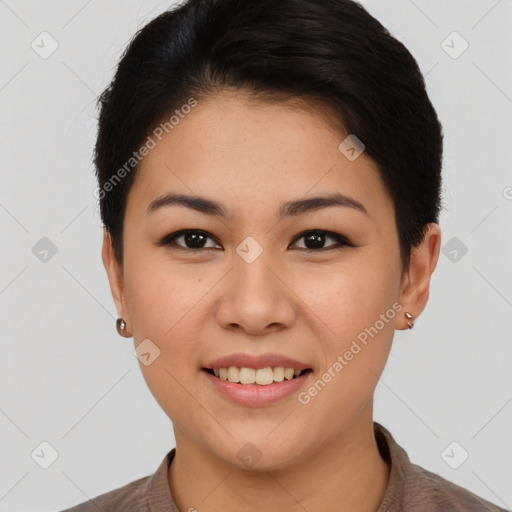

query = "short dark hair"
[94,0,443,274]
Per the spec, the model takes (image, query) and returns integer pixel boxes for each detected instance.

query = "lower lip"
[203,370,311,407]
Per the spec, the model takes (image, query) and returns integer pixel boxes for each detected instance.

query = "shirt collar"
[374,421,410,511]
[146,448,179,512]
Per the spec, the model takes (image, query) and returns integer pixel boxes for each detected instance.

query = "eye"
[289,230,352,251]
[156,230,221,250]
[157,229,352,252]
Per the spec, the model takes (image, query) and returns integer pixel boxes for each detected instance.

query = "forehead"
[128,91,393,221]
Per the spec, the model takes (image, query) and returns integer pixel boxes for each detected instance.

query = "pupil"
[305,232,324,249]
[186,232,206,248]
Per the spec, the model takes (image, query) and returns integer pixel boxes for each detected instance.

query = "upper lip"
[204,353,311,371]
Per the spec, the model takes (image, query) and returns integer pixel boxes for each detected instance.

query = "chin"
[208,433,307,472]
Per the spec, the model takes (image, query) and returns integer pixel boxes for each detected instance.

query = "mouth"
[202,366,313,386]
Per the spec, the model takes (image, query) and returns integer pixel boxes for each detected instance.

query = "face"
[104,90,437,470]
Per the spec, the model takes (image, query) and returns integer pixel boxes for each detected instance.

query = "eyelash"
[156,229,353,252]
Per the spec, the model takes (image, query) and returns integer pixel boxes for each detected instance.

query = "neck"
[168,410,390,512]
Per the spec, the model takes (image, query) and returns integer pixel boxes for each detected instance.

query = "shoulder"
[374,422,509,512]
[57,449,176,512]
[401,461,508,511]
[57,474,151,512]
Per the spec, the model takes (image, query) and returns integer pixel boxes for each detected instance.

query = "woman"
[61,0,508,510]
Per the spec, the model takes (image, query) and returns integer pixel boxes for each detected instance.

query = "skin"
[102,90,441,512]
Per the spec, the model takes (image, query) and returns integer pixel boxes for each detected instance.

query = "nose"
[215,250,297,336]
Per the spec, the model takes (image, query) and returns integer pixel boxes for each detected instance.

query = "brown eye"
[290,230,352,251]
[157,229,352,252]
[157,230,221,250]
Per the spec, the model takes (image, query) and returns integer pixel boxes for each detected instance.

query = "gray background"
[1,0,511,510]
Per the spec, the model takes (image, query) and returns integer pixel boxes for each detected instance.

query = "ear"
[397,223,441,330]
[102,229,132,334]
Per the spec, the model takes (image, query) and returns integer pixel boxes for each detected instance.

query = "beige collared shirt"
[60,422,509,511]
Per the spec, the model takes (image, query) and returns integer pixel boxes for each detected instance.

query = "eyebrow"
[146,192,369,219]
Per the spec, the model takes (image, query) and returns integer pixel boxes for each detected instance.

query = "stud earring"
[116,317,128,337]
[404,312,414,329]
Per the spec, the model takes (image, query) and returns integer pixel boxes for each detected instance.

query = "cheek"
[299,249,400,331]
[294,267,398,434]
[124,248,208,343]
[122,254,212,426]
[296,249,400,384]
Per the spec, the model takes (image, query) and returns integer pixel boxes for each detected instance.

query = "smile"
[202,366,313,407]
[204,366,312,386]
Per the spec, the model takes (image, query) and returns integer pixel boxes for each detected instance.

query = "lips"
[201,353,313,406]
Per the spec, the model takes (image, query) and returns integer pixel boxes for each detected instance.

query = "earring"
[116,317,128,337]
[404,312,414,329]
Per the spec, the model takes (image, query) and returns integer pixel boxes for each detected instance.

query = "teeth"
[211,366,305,385]
[273,367,285,382]
[227,366,240,383]
[284,368,295,380]
[255,367,274,385]
[239,367,256,384]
